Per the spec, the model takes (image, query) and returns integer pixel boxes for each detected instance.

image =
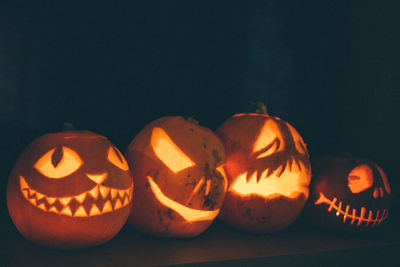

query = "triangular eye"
[34,146,83,179]
[151,127,195,173]
[107,146,129,171]
[285,122,306,154]
[253,120,282,159]
[347,164,374,193]
[375,164,391,195]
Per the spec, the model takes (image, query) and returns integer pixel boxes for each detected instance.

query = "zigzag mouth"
[315,192,388,227]
[19,176,133,217]
[231,169,308,199]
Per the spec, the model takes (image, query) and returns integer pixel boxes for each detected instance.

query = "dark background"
[1,0,399,244]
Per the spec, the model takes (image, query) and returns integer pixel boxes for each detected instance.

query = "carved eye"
[375,164,391,195]
[253,120,281,159]
[347,165,374,193]
[286,122,306,154]
[107,146,129,171]
[34,147,83,179]
[151,127,195,173]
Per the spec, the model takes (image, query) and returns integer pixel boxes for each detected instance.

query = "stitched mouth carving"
[315,192,388,227]
[20,176,133,217]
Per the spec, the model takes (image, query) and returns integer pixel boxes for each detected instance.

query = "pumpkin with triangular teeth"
[6,130,133,249]
[216,112,311,232]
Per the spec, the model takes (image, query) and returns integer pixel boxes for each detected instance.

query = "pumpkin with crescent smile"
[125,116,227,237]
[6,130,133,249]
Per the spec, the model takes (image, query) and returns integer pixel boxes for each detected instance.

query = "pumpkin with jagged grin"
[125,116,227,237]
[306,157,390,231]
[216,112,311,232]
[6,130,133,248]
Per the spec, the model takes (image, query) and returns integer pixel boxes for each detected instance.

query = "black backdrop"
[1,1,399,232]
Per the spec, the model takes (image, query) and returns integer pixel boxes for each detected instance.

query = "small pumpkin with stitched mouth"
[306,157,390,231]
[6,126,133,249]
[125,116,227,237]
[217,104,311,233]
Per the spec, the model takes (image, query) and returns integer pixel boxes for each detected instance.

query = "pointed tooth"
[88,186,99,199]
[28,188,36,198]
[49,206,59,214]
[74,206,88,217]
[102,201,113,213]
[118,190,124,199]
[89,205,101,216]
[60,206,72,216]
[110,189,118,199]
[29,198,36,206]
[47,197,57,205]
[19,176,28,190]
[38,203,47,211]
[114,198,123,210]
[99,186,110,199]
[59,197,72,206]
[36,192,45,200]
[122,195,128,205]
[21,190,29,199]
[75,192,86,203]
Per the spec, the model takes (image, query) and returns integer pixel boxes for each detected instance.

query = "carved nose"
[86,173,108,184]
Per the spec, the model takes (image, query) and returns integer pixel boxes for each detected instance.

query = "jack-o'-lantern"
[6,130,133,249]
[125,116,227,237]
[306,157,390,230]
[216,108,311,232]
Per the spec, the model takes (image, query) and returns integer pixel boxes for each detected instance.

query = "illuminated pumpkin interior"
[314,192,388,227]
[347,165,373,193]
[230,119,309,199]
[231,163,309,199]
[147,176,219,223]
[146,127,227,223]
[107,146,129,171]
[151,127,195,173]
[20,175,133,217]
[21,146,133,217]
[34,146,83,179]
[252,120,282,158]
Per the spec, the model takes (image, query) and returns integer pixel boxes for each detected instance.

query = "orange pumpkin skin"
[217,113,311,233]
[6,131,133,249]
[125,116,227,237]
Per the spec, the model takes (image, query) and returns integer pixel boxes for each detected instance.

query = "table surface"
[2,214,400,267]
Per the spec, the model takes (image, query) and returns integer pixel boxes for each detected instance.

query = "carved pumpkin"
[217,112,311,232]
[125,116,227,237]
[306,157,390,230]
[6,130,133,249]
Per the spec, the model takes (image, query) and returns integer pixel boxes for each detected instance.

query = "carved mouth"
[147,176,220,223]
[315,192,388,227]
[19,176,133,217]
[231,169,309,199]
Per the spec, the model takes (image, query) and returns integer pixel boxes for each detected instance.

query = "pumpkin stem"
[253,101,269,115]
[186,117,199,125]
[62,122,75,131]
